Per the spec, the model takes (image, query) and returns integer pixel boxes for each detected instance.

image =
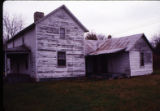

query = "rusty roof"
[85,33,146,55]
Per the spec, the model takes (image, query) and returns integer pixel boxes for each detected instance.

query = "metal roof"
[90,48,125,55]
[85,33,145,55]
[84,40,106,55]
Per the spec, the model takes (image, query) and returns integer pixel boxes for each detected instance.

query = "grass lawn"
[3,74,160,111]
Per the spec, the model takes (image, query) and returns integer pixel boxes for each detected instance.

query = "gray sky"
[3,1,160,40]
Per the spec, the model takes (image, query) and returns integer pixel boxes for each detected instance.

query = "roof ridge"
[36,4,88,32]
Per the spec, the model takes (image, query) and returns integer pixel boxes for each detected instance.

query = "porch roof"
[89,48,125,55]
[6,45,31,54]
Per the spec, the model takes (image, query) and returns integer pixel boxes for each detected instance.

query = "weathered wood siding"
[129,37,153,76]
[23,29,36,78]
[36,8,85,79]
[107,52,130,75]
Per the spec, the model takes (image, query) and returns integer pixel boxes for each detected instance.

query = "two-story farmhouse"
[5,5,153,81]
[5,5,88,81]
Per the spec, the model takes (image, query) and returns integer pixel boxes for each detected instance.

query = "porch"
[85,51,130,79]
[5,45,31,76]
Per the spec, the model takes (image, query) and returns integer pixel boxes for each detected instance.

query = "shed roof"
[85,33,152,55]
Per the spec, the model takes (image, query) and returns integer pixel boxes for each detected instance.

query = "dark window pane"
[58,51,66,66]
[140,52,144,66]
[60,28,65,38]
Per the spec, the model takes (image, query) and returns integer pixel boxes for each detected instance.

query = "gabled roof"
[7,5,88,43]
[85,33,153,55]
[36,5,88,32]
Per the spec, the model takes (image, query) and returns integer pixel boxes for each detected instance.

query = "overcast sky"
[3,1,160,40]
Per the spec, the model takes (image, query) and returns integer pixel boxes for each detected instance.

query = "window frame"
[57,51,66,67]
[60,27,65,39]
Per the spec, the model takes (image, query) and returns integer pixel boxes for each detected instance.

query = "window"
[57,51,66,67]
[140,52,144,66]
[60,28,65,39]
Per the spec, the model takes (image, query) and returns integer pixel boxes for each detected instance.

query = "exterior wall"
[36,8,85,79]
[14,37,23,47]
[7,36,23,48]
[23,29,36,78]
[129,37,153,76]
[107,52,130,75]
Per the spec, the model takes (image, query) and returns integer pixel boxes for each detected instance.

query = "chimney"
[34,12,44,22]
[108,35,112,39]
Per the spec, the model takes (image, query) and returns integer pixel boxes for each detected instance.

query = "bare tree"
[152,33,160,55]
[3,12,24,42]
[85,32,107,40]
[85,32,98,40]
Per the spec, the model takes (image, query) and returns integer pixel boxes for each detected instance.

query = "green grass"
[3,74,160,111]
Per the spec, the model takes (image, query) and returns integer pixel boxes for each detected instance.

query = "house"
[5,5,88,81]
[85,34,153,78]
[5,5,153,82]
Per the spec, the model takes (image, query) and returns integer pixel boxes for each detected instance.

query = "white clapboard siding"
[129,37,153,76]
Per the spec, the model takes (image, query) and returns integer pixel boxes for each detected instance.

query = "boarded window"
[57,51,66,66]
[60,28,65,39]
[140,52,144,66]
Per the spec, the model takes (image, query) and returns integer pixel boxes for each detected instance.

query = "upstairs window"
[57,51,66,67]
[140,52,144,66]
[60,28,65,39]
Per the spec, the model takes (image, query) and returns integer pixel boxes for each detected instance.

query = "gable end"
[36,5,88,32]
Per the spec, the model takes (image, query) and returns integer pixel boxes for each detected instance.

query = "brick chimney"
[108,35,112,39]
[34,12,44,22]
